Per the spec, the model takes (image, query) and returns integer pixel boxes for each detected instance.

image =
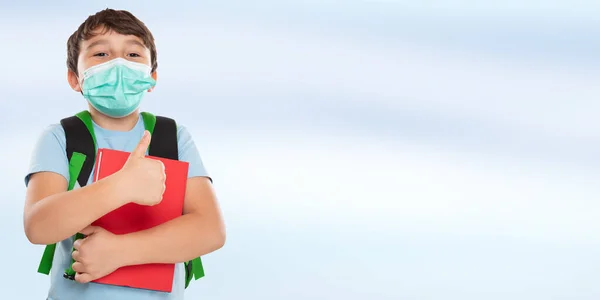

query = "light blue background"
[0,0,599,299]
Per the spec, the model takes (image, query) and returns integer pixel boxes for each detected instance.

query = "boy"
[23,8,225,300]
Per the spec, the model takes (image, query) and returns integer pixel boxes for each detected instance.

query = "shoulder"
[176,124,193,142]
[153,115,199,155]
[175,123,197,157]
[35,123,66,150]
[173,122,211,178]
[43,123,66,136]
[153,115,192,144]
[25,123,69,186]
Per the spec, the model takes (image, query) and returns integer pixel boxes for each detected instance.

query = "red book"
[90,148,189,292]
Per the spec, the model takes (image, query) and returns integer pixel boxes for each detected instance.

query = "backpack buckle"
[63,271,75,280]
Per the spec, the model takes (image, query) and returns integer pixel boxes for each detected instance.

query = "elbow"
[23,204,47,245]
[201,224,226,255]
[24,218,46,245]
[214,217,226,250]
[214,227,226,250]
[24,213,56,245]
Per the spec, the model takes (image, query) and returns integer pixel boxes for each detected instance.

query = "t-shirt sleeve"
[24,124,70,187]
[177,125,211,181]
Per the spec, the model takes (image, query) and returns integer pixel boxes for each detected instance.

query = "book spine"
[95,149,104,182]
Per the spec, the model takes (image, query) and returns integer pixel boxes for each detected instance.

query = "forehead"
[81,28,147,50]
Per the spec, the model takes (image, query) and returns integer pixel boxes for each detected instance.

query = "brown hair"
[66,8,158,75]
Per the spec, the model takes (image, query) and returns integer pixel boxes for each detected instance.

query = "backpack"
[36,110,205,289]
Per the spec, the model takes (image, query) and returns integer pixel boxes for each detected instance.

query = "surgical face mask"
[81,58,156,118]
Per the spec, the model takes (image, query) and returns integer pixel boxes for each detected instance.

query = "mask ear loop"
[77,75,84,96]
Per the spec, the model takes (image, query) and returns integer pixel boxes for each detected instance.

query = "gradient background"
[1,0,599,299]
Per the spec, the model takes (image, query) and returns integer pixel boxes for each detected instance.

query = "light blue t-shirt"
[25,113,209,300]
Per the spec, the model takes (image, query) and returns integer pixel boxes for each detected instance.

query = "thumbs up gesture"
[120,130,166,206]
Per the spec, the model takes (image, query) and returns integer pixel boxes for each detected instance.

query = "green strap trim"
[37,244,56,274]
[60,113,94,280]
[68,152,86,190]
[191,257,204,279]
[140,112,157,135]
[75,110,97,150]
[63,152,88,278]
[184,257,205,288]
[37,152,88,275]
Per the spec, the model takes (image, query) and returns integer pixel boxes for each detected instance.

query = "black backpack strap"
[148,116,179,160]
[144,114,205,287]
[142,113,206,288]
[60,113,96,188]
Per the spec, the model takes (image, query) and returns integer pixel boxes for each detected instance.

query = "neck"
[89,107,140,131]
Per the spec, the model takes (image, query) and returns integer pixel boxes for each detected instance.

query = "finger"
[75,272,93,284]
[80,225,102,236]
[160,160,166,178]
[130,130,151,158]
[72,250,81,261]
[154,160,165,177]
[72,261,86,273]
[161,160,166,191]
[73,239,83,250]
[160,161,166,193]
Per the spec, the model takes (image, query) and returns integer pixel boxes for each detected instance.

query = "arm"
[120,176,226,265]
[24,171,129,245]
[22,125,127,245]
[23,126,156,246]
[119,125,225,264]
[68,126,225,283]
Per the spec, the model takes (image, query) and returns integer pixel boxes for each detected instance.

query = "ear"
[148,71,158,92]
[67,70,82,92]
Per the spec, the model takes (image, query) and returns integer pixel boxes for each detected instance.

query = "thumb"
[130,130,151,158]
[80,225,102,236]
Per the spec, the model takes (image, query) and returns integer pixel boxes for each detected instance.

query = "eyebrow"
[86,39,109,50]
[85,39,146,50]
[125,39,146,48]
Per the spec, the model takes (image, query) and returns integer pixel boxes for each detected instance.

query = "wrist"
[109,170,134,206]
[117,232,145,267]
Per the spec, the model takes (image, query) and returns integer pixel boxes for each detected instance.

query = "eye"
[93,52,108,57]
[128,53,141,58]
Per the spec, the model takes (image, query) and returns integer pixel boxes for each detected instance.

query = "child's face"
[68,27,155,92]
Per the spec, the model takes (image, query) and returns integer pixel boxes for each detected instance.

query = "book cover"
[90,148,189,292]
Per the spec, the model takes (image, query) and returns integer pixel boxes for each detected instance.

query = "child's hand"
[71,226,124,284]
[119,130,166,206]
